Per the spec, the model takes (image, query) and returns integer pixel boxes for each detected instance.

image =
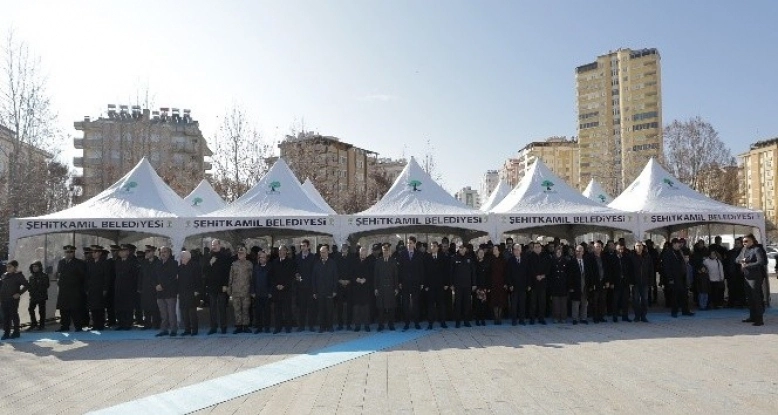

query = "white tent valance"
[489,159,637,239]
[609,158,765,239]
[341,157,491,240]
[9,157,194,254]
[183,159,337,241]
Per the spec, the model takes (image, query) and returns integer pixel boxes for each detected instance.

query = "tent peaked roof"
[609,158,748,213]
[38,157,197,219]
[582,179,614,204]
[302,178,337,214]
[480,179,511,212]
[185,179,226,214]
[491,159,618,214]
[359,156,476,215]
[206,158,329,217]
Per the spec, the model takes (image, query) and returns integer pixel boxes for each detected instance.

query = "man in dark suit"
[589,241,610,323]
[424,241,450,329]
[569,244,596,325]
[85,245,110,330]
[397,236,425,330]
[56,245,87,332]
[527,242,551,325]
[312,245,339,332]
[663,238,693,318]
[739,234,766,326]
[295,240,316,332]
[609,243,634,322]
[506,244,529,326]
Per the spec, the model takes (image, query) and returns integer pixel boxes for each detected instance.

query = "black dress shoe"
[182,330,192,336]
[11,332,20,339]
[622,317,632,323]
[440,323,448,329]
[233,327,243,334]
[155,331,169,337]
[455,322,461,328]
[464,322,472,327]
[753,321,764,326]
[388,325,395,331]
[191,331,198,336]
[1,334,9,340]
[511,319,517,326]
[221,328,227,334]
[318,328,325,333]
[403,324,410,331]
[365,326,371,332]
[572,320,578,325]
[529,319,535,325]
[414,323,422,330]
[742,318,755,323]
[170,331,177,337]
[612,317,619,323]
[538,319,546,325]
[207,328,217,335]
[297,327,305,332]
[354,326,361,332]
[426,324,433,330]
[25,325,38,332]
[580,320,588,325]
[519,320,526,326]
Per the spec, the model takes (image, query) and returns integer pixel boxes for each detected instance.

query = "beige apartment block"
[740,138,778,229]
[576,48,662,195]
[500,136,579,189]
[73,105,212,202]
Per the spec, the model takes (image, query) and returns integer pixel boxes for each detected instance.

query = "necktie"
[409,251,413,260]
[579,259,583,274]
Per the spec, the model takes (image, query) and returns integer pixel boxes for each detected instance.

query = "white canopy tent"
[489,159,637,240]
[582,179,614,205]
[9,157,196,255]
[185,179,226,214]
[302,178,337,214]
[609,158,766,240]
[183,158,337,244]
[479,179,511,212]
[340,157,491,242]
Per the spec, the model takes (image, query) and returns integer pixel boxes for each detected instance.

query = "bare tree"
[0,30,69,255]
[420,139,444,185]
[663,116,733,192]
[209,104,273,202]
[696,163,740,205]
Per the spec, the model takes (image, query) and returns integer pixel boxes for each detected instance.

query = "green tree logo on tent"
[408,179,422,192]
[663,178,676,189]
[122,181,138,192]
[269,181,281,193]
[597,194,606,203]
[192,197,203,206]
[541,180,555,192]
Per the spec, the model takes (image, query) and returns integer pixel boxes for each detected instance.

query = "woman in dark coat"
[488,245,507,324]
[548,247,571,324]
[473,248,490,326]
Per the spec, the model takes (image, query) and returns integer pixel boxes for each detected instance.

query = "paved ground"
[2,283,777,415]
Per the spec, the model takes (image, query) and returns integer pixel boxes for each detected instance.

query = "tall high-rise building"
[480,170,499,205]
[576,48,662,195]
[499,136,579,188]
[740,137,778,229]
[73,105,212,202]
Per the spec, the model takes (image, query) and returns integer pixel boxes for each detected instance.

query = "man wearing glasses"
[738,234,766,326]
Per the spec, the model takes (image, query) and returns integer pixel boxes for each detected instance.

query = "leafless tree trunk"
[209,104,273,202]
[663,116,733,193]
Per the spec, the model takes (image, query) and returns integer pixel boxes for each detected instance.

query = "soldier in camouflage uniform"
[228,246,253,333]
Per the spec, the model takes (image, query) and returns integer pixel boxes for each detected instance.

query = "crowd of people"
[0,234,772,340]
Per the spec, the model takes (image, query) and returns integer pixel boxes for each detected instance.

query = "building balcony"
[203,161,212,171]
[74,138,84,149]
[73,157,83,168]
[71,175,84,186]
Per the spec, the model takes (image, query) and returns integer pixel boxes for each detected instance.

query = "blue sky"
[3,0,777,193]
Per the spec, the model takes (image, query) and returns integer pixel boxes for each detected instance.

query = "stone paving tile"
[1,288,778,415]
